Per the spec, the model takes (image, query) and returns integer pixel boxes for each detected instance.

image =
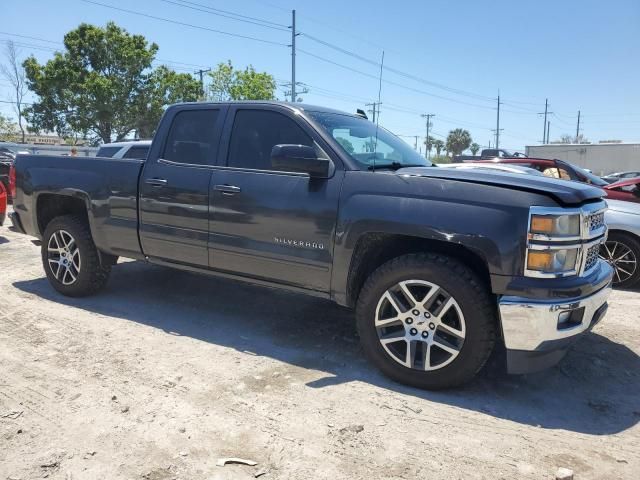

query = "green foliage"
[135,66,201,138]
[207,61,276,101]
[335,136,355,154]
[424,135,436,153]
[0,113,19,141]
[433,155,451,164]
[446,128,472,156]
[432,139,445,156]
[24,22,157,143]
[470,142,480,155]
[22,22,199,143]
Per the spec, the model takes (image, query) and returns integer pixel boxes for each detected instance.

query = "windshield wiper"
[367,162,430,171]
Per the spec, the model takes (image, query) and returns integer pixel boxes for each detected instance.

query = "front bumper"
[499,267,612,374]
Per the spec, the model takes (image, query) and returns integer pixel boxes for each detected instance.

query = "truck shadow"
[13,260,640,436]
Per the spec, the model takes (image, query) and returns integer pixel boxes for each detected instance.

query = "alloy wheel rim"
[375,280,466,371]
[599,241,637,285]
[47,230,81,285]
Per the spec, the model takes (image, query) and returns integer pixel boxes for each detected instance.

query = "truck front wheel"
[356,253,496,389]
[41,215,111,297]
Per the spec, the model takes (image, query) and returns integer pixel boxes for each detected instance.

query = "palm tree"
[433,139,445,157]
[446,129,472,156]
[470,142,480,155]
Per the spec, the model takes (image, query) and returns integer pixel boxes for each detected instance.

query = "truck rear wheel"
[356,253,496,389]
[41,215,111,297]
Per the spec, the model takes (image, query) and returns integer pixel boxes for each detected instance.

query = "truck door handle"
[214,184,241,195]
[145,178,168,187]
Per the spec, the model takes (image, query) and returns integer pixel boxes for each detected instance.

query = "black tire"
[601,232,640,289]
[41,215,111,297]
[356,253,496,389]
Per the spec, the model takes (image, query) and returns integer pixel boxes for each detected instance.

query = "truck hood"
[397,167,605,205]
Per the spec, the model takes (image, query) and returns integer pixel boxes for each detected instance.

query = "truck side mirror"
[270,144,332,178]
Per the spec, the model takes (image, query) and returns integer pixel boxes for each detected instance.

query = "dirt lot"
[0,223,639,480]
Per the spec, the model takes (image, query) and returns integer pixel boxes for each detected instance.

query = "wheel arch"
[36,193,90,236]
[344,232,492,308]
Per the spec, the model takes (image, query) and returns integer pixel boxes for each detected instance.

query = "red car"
[0,181,7,226]
[603,177,640,203]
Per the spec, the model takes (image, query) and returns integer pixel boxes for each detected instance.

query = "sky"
[1,0,639,151]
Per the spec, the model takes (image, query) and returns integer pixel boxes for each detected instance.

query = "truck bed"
[13,154,145,259]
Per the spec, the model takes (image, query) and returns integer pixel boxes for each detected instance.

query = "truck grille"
[588,211,605,232]
[584,243,600,273]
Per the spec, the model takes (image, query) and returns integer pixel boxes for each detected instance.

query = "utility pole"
[546,121,550,145]
[576,110,581,143]
[365,102,381,123]
[421,113,435,160]
[289,10,298,102]
[194,68,211,97]
[495,94,501,148]
[538,99,553,143]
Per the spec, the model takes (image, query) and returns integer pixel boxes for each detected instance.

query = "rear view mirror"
[271,144,332,178]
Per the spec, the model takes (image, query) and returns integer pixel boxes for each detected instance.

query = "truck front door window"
[227,110,314,170]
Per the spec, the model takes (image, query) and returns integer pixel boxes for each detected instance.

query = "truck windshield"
[308,111,432,169]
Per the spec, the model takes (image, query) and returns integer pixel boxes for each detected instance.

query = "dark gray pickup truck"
[12,101,613,389]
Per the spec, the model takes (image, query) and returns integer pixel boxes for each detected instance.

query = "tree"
[207,61,276,101]
[433,139,445,157]
[134,66,201,138]
[1,41,28,143]
[424,135,436,155]
[0,113,19,141]
[556,133,588,144]
[446,128,472,156]
[23,22,158,144]
[470,142,480,155]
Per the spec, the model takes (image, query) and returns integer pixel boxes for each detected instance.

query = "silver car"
[601,199,640,288]
[95,140,151,160]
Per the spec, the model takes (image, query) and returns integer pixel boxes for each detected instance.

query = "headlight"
[530,213,581,238]
[526,247,579,274]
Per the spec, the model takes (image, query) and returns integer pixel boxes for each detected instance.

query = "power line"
[301,33,495,103]
[79,0,288,47]
[296,48,498,110]
[157,0,289,31]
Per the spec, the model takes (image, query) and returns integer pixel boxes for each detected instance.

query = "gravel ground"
[0,221,638,480]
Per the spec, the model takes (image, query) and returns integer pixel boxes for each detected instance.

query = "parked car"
[602,177,640,204]
[601,199,640,288]
[602,171,640,184]
[0,181,6,226]
[438,162,543,176]
[11,101,613,389]
[473,157,610,187]
[0,154,15,204]
[96,140,152,160]
[454,148,527,162]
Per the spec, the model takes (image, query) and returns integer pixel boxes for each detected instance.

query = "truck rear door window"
[227,110,313,170]
[163,109,219,165]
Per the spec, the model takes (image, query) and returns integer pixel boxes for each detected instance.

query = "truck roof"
[169,101,360,117]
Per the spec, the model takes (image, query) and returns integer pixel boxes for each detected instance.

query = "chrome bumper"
[499,282,612,353]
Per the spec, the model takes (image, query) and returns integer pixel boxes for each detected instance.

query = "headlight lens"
[526,248,579,274]
[530,214,581,237]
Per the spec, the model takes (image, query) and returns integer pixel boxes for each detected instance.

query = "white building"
[525,143,640,176]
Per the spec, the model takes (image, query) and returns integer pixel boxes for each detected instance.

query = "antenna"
[372,50,384,172]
